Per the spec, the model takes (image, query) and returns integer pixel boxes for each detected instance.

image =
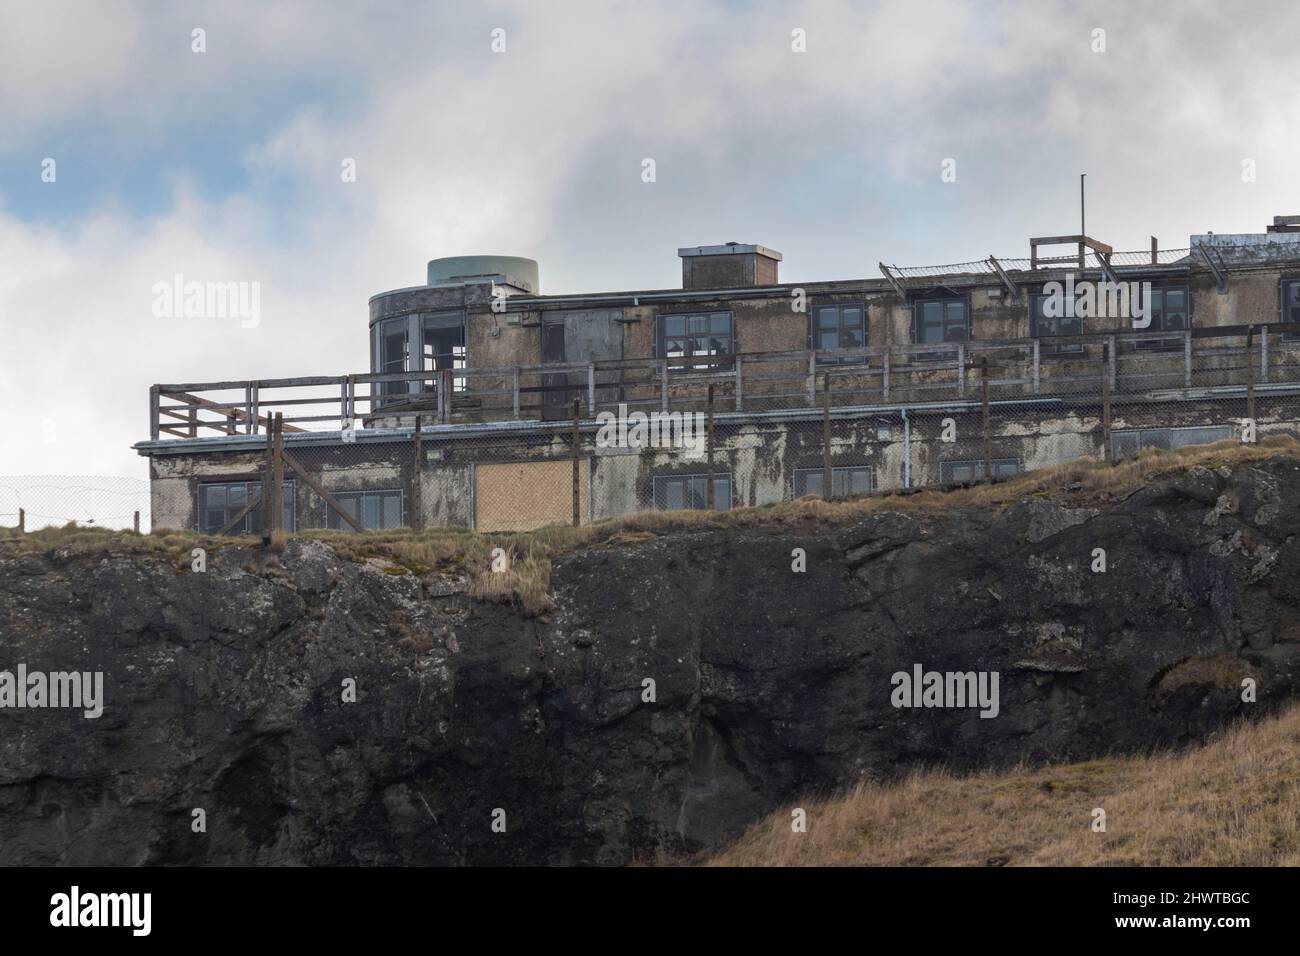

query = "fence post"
[271,413,285,536]
[883,349,891,402]
[133,511,140,534]
[806,351,816,406]
[572,398,581,528]
[1102,342,1113,463]
[512,368,521,419]
[149,385,160,441]
[957,344,966,399]
[587,363,596,415]
[262,416,276,539]
[1245,326,1256,424]
[1261,326,1270,384]
[707,385,715,510]
[822,372,833,499]
[734,355,743,411]
[661,360,669,415]
[1108,334,1117,391]
[1032,339,1041,394]
[18,508,24,533]
[980,358,991,482]
[1184,329,1193,389]
[412,415,424,531]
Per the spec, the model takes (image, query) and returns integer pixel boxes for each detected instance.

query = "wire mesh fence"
[0,476,151,533]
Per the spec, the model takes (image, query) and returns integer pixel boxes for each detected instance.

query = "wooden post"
[822,373,833,499]
[1151,236,1158,265]
[262,415,276,539]
[706,385,716,510]
[980,358,992,482]
[18,508,24,533]
[1261,326,1270,384]
[149,385,160,441]
[271,413,285,535]
[806,352,817,406]
[412,415,424,531]
[1245,326,1256,424]
[133,511,140,534]
[572,398,581,528]
[1102,343,1113,463]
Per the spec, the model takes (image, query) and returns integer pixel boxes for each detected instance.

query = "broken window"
[811,304,867,365]
[653,473,732,511]
[657,312,734,372]
[421,311,467,393]
[375,316,410,401]
[326,489,405,531]
[793,465,874,497]
[939,459,1020,483]
[198,480,295,534]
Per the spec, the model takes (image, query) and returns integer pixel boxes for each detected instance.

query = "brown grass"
[3,437,1297,617]
[703,702,1300,867]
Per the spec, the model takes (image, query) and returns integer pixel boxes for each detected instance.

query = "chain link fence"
[0,476,151,533]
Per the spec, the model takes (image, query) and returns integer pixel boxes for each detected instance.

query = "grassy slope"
[704,700,1300,867]
[2,436,1297,617]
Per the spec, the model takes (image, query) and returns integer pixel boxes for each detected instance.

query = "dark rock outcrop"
[3,457,1300,865]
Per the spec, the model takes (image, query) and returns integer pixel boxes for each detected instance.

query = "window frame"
[655,311,735,373]
[1280,278,1300,342]
[652,472,733,511]
[197,479,296,534]
[911,294,971,360]
[325,488,406,531]
[938,458,1020,484]
[792,465,874,498]
[1028,289,1086,355]
[1132,282,1191,352]
[810,302,868,366]
[420,311,468,393]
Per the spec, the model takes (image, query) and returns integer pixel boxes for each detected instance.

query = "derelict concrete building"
[136,218,1300,533]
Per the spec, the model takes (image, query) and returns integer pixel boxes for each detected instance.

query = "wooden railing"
[147,324,1300,440]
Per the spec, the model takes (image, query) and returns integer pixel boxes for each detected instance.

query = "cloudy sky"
[2,0,1299,487]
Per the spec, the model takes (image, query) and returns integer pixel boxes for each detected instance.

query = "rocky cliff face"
[3,457,1300,865]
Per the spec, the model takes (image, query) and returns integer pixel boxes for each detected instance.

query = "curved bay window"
[371,312,466,405]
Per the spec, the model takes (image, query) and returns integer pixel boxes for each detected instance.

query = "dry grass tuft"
[703,702,1300,867]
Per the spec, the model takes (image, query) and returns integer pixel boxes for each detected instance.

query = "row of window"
[651,460,1021,509]
[371,280,1300,387]
[199,482,405,534]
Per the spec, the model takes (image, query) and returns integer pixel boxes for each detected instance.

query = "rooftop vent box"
[678,242,782,290]
[427,255,539,294]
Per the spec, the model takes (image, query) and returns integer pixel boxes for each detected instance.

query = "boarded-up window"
[474,460,590,532]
